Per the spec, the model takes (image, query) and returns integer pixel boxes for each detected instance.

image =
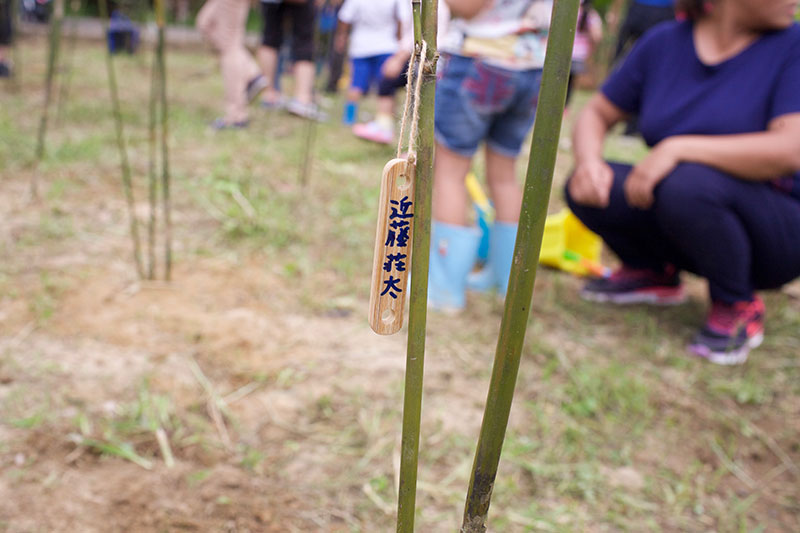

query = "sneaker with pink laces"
[688,296,765,365]
[353,121,394,145]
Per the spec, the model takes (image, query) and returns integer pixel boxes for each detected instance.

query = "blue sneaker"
[428,222,481,313]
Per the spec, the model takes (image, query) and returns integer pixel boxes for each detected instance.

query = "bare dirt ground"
[1,37,799,532]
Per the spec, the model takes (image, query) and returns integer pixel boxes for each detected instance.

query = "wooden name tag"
[369,158,417,335]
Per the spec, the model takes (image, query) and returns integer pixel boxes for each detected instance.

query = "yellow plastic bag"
[539,209,606,277]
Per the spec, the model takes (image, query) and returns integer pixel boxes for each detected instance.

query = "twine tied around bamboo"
[396,40,428,167]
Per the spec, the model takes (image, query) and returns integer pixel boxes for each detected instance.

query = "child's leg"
[462,66,540,293]
[429,141,480,311]
[198,0,254,123]
[346,87,363,102]
[293,60,315,105]
[427,54,498,309]
[485,147,521,223]
[432,54,494,226]
[344,87,363,124]
[345,57,369,124]
[288,1,315,105]
[375,64,406,124]
[351,58,405,142]
[433,142,473,226]
[257,1,284,103]
[0,0,12,70]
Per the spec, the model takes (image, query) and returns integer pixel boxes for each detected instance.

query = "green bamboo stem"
[299,116,317,186]
[156,0,172,281]
[56,5,78,125]
[299,23,323,187]
[460,1,580,532]
[99,0,145,279]
[396,0,436,531]
[9,0,21,90]
[146,39,159,280]
[33,0,64,197]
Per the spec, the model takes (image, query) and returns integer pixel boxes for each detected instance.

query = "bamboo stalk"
[396,0,437,530]
[33,0,64,197]
[99,0,145,279]
[55,2,78,124]
[155,0,172,281]
[146,38,159,280]
[9,0,21,91]
[460,2,580,532]
[299,114,317,187]
[298,23,323,187]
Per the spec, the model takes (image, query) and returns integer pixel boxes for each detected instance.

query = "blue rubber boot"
[476,206,491,263]
[490,221,518,296]
[466,221,518,296]
[428,222,481,312]
[343,101,358,125]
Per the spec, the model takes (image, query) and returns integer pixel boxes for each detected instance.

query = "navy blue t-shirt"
[602,20,800,199]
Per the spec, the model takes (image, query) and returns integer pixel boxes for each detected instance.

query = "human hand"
[382,53,408,79]
[520,1,552,32]
[624,139,681,209]
[568,158,614,208]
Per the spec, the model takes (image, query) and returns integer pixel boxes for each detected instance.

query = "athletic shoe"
[353,120,394,145]
[579,265,686,305]
[286,99,328,122]
[0,62,11,78]
[260,96,285,110]
[688,296,765,365]
[211,118,249,131]
[246,75,268,103]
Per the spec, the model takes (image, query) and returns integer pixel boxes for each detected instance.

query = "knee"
[653,163,730,224]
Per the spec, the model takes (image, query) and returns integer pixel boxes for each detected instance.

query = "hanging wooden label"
[369,158,416,335]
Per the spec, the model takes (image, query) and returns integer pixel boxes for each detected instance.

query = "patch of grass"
[709,376,772,406]
[68,379,187,469]
[9,411,47,429]
[27,270,68,323]
[561,361,652,423]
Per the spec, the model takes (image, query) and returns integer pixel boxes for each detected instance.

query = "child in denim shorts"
[428,0,553,311]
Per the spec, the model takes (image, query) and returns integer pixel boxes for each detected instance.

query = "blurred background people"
[259,0,325,120]
[335,0,409,127]
[566,0,800,364]
[566,0,603,110]
[318,0,346,93]
[197,0,267,129]
[0,0,13,77]
[613,0,675,63]
[612,0,676,136]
